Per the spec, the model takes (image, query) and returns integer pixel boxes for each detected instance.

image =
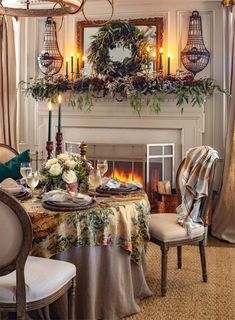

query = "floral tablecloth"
[22,192,151,264]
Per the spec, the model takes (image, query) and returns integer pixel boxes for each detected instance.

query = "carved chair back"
[0,189,32,314]
[0,144,18,163]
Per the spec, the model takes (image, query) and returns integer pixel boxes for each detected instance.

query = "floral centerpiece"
[40,153,91,192]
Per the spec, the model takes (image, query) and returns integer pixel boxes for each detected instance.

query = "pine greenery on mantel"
[23,72,226,114]
[22,20,226,114]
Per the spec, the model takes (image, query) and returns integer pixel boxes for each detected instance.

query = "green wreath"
[87,20,150,77]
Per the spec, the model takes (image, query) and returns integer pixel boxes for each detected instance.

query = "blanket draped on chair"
[176,146,218,237]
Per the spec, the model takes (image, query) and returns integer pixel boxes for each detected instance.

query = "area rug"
[127,237,235,320]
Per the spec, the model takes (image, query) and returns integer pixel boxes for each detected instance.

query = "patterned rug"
[127,236,235,320]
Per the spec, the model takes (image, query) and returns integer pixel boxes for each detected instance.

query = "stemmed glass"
[97,160,108,178]
[20,162,32,187]
[89,169,102,199]
[25,171,40,199]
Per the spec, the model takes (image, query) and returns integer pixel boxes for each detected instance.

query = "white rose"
[57,153,69,162]
[62,170,77,183]
[64,160,77,169]
[45,158,58,169]
[49,163,63,176]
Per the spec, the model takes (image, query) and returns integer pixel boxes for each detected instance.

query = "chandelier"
[0,0,114,20]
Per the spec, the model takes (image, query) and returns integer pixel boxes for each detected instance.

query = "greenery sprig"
[21,71,226,115]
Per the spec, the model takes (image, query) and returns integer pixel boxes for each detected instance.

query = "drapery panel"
[212,8,235,242]
[0,15,17,149]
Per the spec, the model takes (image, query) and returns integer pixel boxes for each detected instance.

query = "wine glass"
[97,160,108,178]
[25,171,40,198]
[20,162,32,187]
[89,169,102,198]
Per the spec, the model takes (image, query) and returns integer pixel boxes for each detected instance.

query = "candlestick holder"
[56,132,63,156]
[46,141,53,160]
[79,142,88,159]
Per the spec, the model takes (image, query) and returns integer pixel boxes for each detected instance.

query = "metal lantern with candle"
[181,11,210,76]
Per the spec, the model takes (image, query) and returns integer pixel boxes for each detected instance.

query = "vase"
[66,182,78,193]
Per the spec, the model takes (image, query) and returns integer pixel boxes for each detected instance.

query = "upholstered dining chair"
[0,143,18,163]
[149,154,216,297]
[0,189,76,320]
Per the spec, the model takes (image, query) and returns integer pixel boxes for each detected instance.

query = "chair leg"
[161,244,169,296]
[177,246,182,269]
[68,277,76,320]
[42,306,51,320]
[199,240,207,282]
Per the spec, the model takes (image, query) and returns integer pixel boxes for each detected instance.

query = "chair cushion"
[0,149,30,182]
[0,256,76,303]
[149,213,205,242]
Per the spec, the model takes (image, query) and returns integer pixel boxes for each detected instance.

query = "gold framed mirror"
[77,18,164,73]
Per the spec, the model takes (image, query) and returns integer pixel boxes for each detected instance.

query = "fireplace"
[65,141,175,203]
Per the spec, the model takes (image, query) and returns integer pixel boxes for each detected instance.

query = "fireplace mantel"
[32,98,205,172]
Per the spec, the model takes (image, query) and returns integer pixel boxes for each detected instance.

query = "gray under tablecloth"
[51,245,152,320]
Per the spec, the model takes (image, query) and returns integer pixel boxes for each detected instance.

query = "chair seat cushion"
[149,213,205,242]
[0,256,76,303]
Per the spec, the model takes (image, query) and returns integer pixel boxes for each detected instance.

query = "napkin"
[43,190,92,205]
[0,178,25,194]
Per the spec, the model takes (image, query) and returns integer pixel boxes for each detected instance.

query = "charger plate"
[42,198,96,212]
[96,185,140,195]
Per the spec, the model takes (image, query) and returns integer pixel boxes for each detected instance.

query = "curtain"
[0,15,17,149]
[212,9,235,242]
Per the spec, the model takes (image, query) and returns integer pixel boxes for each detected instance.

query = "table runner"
[22,192,150,264]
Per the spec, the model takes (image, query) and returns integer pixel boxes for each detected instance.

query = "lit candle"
[159,47,163,71]
[152,50,156,73]
[146,46,150,70]
[71,52,74,74]
[82,55,86,67]
[167,53,171,75]
[65,58,68,78]
[76,53,80,76]
[58,94,62,133]
[48,102,52,141]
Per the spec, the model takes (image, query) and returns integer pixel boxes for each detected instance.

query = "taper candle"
[58,94,62,133]
[76,53,80,76]
[146,46,150,70]
[159,47,163,71]
[65,58,68,78]
[48,102,52,141]
[71,52,74,74]
[152,50,156,73]
[167,53,171,75]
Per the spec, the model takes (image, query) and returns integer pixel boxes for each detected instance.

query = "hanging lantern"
[38,17,63,76]
[181,11,210,76]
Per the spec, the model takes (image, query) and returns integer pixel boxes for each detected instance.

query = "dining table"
[22,190,152,320]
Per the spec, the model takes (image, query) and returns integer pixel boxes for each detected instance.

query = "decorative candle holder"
[56,132,63,156]
[46,141,53,160]
[79,142,88,159]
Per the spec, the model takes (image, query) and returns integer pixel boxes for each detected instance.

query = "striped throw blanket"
[176,146,218,237]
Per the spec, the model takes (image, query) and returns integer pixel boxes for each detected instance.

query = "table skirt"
[51,245,152,320]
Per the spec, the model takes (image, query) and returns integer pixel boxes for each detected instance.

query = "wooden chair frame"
[0,144,18,162]
[150,159,217,296]
[0,190,76,320]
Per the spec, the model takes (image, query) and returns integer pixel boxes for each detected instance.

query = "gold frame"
[77,18,164,71]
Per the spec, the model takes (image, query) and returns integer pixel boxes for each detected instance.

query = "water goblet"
[25,171,40,199]
[20,162,32,187]
[89,169,102,199]
[97,160,108,178]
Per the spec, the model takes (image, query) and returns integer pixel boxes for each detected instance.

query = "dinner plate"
[96,185,139,195]
[42,198,96,212]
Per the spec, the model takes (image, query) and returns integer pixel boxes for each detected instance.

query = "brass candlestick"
[56,132,63,155]
[46,141,53,160]
[79,141,88,159]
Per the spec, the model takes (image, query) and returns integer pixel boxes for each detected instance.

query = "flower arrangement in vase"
[40,153,91,193]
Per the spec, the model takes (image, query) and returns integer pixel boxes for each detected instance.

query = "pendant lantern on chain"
[181,11,210,76]
[38,17,63,76]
